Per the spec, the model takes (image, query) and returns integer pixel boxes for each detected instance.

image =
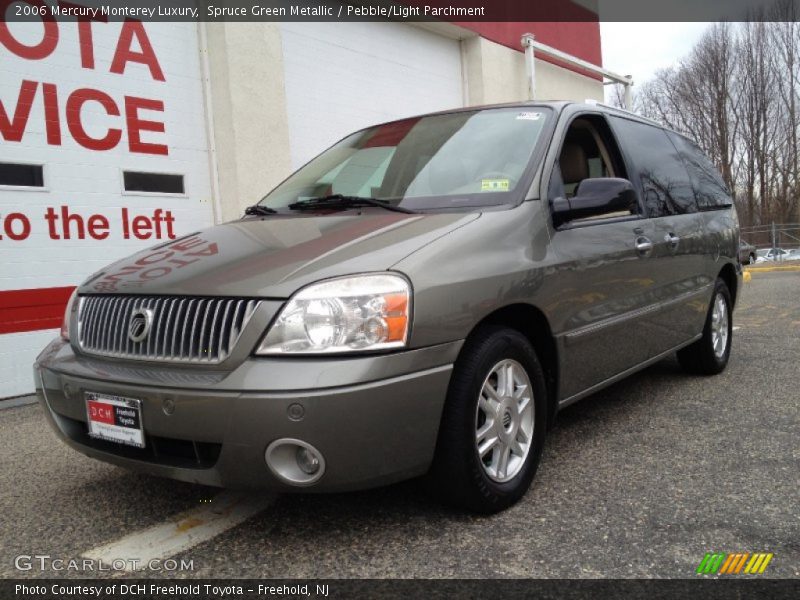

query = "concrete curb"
[0,395,38,410]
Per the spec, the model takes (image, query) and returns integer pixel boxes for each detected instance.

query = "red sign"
[87,401,115,425]
[0,0,168,155]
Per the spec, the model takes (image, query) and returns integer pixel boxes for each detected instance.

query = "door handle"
[635,236,653,256]
[665,232,680,249]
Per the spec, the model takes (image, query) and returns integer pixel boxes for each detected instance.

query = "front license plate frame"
[85,392,145,449]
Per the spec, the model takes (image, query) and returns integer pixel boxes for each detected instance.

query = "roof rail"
[582,100,665,128]
[584,99,636,113]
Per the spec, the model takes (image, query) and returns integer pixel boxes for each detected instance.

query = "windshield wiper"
[287,194,418,214]
[244,204,277,216]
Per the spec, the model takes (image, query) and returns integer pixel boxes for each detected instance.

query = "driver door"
[543,113,660,400]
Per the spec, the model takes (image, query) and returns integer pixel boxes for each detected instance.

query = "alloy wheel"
[710,293,729,359]
[475,359,534,483]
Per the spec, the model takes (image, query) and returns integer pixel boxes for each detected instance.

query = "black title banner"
[3,0,797,23]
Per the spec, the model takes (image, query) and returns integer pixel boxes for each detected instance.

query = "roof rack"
[521,34,634,109]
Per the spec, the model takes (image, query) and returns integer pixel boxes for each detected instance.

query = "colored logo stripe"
[697,552,773,574]
[697,553,726,574]
[719,553,748,574]
[744,553,773,574]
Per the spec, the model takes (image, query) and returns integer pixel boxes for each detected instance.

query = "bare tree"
[770,1,800,222]
[633,11,800,226]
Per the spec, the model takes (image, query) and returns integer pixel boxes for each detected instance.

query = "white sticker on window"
[516,112,542,121]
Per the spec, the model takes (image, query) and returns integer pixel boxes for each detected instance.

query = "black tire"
[428,326,547,513]
[677,278,732,375]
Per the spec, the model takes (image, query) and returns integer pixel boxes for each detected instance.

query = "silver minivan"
[35,102,741,513]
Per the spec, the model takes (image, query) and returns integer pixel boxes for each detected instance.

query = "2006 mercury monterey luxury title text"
[35,102,741,512]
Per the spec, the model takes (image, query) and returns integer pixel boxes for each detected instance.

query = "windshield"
[259,107,551,212]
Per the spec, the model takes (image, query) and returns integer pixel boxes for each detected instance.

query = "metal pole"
[772,222,778,261]
[521,33,536,101]
[524,38,633,90]
[521,37,634,107]
[198,21,224,225]
[624,75,633,110]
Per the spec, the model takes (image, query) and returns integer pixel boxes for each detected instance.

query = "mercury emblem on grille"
[128,308,154,343]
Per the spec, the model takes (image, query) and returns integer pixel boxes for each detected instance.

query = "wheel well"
[718,263,738,307]
[470,304,559,428]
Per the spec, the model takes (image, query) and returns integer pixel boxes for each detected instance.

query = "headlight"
[60,288,78,341]
[256,274,411,355]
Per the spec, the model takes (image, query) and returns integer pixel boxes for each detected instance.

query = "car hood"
[79,211,479,298]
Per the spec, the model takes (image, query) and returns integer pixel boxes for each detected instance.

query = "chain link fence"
[740,223,800,262]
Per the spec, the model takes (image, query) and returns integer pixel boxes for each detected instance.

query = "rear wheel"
[428,326,547,513]
[677,278,732,375]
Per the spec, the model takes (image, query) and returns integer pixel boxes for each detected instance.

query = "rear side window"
[609,117,697,217]
[667,133,732,209]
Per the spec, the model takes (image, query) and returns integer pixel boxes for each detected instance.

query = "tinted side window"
[668,132,732,209]
[610,117,696,217]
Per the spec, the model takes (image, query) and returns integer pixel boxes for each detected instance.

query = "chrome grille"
[77,296,260,363]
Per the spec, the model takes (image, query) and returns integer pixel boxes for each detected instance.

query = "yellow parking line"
[745,265,800,273]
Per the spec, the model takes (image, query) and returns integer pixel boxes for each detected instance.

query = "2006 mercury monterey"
[35,102,741,512]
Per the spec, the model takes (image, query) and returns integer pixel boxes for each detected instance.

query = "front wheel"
[428,326,547,513]
[677,278,732,375]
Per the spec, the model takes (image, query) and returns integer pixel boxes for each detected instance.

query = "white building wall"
[461,35,603,106]
[280,21,465,168]
[203,22,293,223]
[0,20,213,397]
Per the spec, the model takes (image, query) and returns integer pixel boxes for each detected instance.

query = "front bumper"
[34,338,459,492]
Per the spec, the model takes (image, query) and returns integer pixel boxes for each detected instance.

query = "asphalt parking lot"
[1,271,798,580]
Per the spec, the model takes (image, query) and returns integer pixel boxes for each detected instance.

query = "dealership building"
[0,12,604,398]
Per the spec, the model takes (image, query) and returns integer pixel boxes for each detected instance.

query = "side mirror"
[551,178,637,227]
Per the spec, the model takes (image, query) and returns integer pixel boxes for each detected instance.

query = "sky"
[600,22,711,98]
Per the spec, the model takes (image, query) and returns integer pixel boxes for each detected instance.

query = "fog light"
[265,438,326,486]
[296,446,320,474]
